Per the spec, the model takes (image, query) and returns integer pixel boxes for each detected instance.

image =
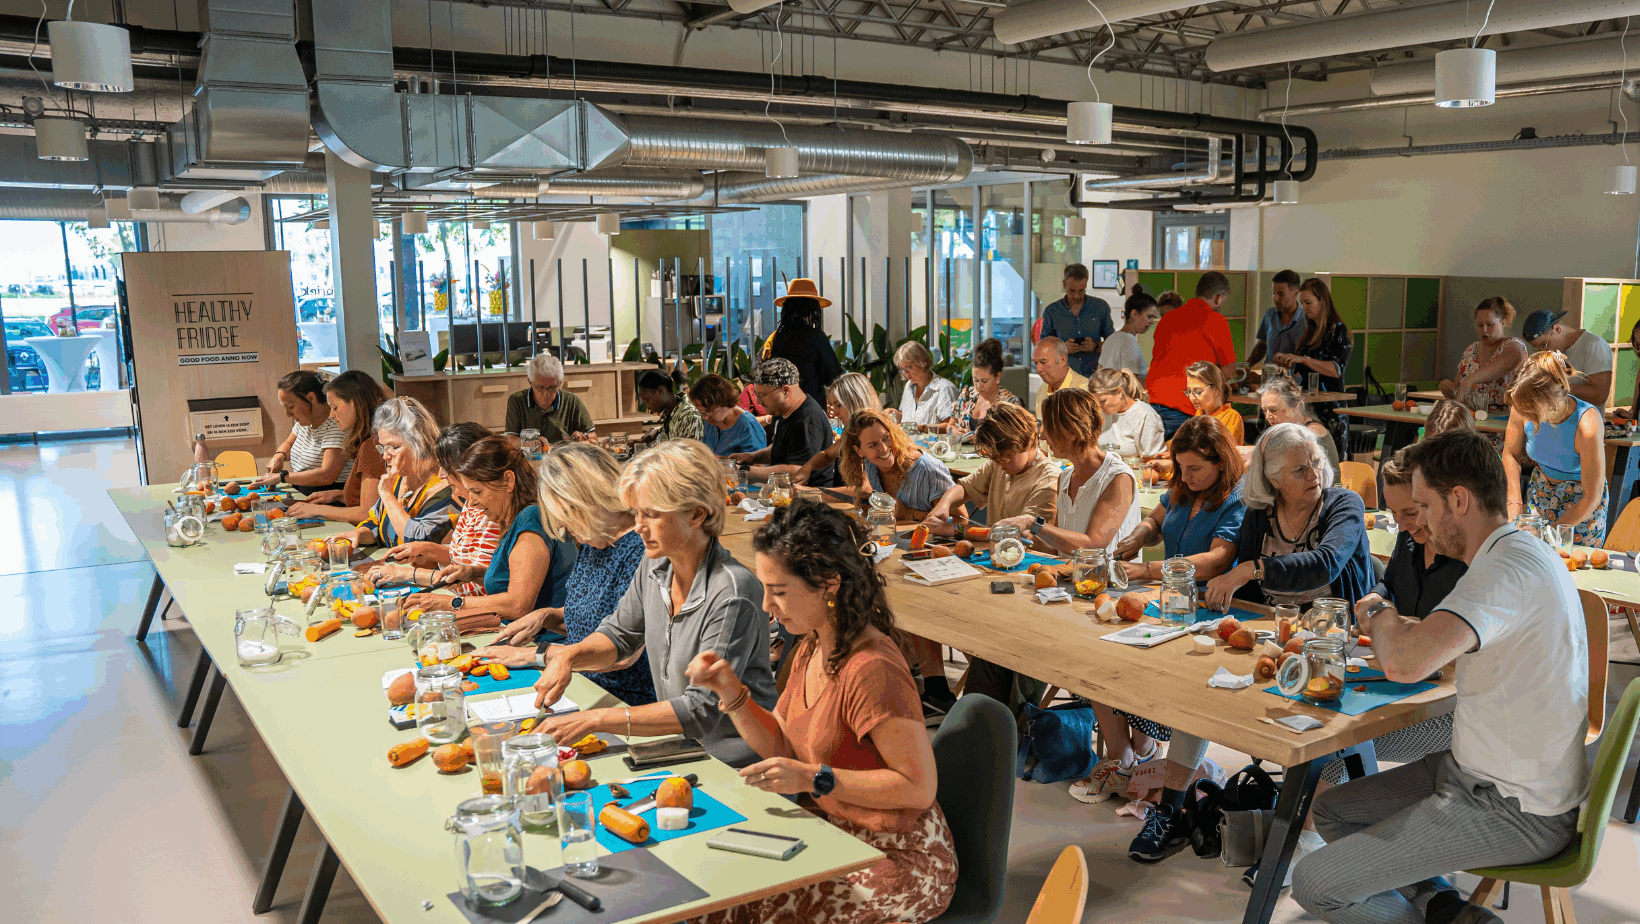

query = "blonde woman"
[1185,360,1244,446]
[794,372,880,486]
[1503,351,1608,545]
[331,397,456,549]
[478,443,655,706]
[892,340,957,429]
[1089,367,1165,458]
[529,440,777,768]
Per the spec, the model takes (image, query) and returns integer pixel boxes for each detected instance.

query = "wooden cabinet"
[390,362,660,434]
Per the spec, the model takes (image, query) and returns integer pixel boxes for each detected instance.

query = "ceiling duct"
[1371,33,1634,97]
[163,0,309,183]
[1260,73,1631,117]
[679,172,933,204]
[475,177,546,198]
[1083,137,1222,190]
[1206,0,1640,73]
[546,169,708,199]
[994,0,1209,46]
[0,187,248,222]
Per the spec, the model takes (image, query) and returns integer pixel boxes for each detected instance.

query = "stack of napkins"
[1207,667,1254,689]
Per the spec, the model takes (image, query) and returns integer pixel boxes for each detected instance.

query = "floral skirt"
[1527,466,1608,547]
[691,803,957,924]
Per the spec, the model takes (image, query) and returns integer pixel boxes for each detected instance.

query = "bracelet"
[624,706,632,739]
[718,685,751,714]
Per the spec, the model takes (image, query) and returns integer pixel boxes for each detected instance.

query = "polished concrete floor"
[2,434,1637,924]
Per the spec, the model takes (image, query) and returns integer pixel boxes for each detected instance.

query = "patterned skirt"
[691,803,958,924]
[1526,466,1609,547]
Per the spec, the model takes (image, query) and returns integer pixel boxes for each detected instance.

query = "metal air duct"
[994,0,1206,47]
[0,187,248,222]
[1372,33,1634,97]
[1083,137,1222,190]
[682,171,931,203]
[1206,0,1640,73]
[1259,73,1630,117]
[608,114,970,182]
[545,169,708,199]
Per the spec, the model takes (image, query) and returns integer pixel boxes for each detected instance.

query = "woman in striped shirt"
[258,370,352,495]
[367,422,500,597]
[332,397,456,549]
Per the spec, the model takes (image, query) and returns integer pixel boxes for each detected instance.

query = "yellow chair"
[213,450,257,480]
[1577,589,1610,745]
[1025,846,1088,924]
[1602,497,1640,553]
[1338,460,1378,509]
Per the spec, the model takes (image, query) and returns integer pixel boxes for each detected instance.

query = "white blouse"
[1056,452,1142,557]
[899,375,958,427]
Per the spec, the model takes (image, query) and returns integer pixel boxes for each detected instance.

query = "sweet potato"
[525,765,561,795]
[1216,616,1243,642]
[953,540,975,558]
[388,738,429,767]
[448,654,476,674]
[221,514,242,531]
[655,776,694,810]
[469,663,492,678]
[305,618,343,642]
[432,743,469,772]
[965,526,990,541]
[562,760,593,790]
[238,519,255,532]
[387,672,417,705]
[351,605,380,629]
[1115,593,1148,622]
[599,804,650,844]
[908,525,930,550]
[1254,656,1278,681]
[1227,627,1258,650]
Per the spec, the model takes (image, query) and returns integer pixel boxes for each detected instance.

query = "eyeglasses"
[1285,459,1325,479]
[1184,387,1211,398]
[378,441,404,456]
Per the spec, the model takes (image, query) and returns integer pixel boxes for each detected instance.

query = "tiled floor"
[3,435,1638,924]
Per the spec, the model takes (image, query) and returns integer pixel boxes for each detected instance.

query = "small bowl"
[1416,404,1432,416]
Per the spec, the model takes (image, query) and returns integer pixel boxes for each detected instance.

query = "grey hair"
[526,352,564,384]
[1241,421,1332,511]
[753,357,801,388]
[1258,377,1320,423]
[1036,336,1069,359]
[371,395,441,462]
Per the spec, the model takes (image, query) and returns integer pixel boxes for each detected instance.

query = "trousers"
[1291,751,1578,924]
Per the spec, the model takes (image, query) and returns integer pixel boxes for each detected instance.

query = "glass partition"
[929,186,975,359]
[981,183,1026,365]
[1,219,140,394]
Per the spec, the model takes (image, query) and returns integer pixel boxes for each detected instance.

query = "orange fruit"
[238,519,255,532]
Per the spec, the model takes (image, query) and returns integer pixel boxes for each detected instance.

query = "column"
[866,188,913,341]
[325,150,381,376]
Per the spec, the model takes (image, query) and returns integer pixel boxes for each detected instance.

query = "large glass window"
[1155,213,1230,271]
[268,196,340,362]
[1,219,141,394]
[712,204,802,350]
[406,220,514,366]
[928,187,975,358]
[980,184,1026,363]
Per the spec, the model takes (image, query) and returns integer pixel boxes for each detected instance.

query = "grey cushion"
[930,695,1018,924]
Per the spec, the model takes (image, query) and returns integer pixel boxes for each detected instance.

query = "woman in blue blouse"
[477,443,656,705]
[838,407,960,520]
[416,436,574,635]
[690,373,769,458]
[1072,416,1247,805]
[1503,351,1608,545]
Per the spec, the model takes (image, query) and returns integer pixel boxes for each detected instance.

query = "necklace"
[1275,495,1323,544]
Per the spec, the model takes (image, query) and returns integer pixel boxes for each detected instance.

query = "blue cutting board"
[965,548,1063,572]
[1143,601,1268,624]
[584,776,745,854]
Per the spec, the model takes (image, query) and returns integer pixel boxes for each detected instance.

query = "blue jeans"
[1154,403,1192,440]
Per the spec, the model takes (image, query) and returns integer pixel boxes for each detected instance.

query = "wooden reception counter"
[390,362,660,433]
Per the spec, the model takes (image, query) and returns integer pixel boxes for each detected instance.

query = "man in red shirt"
[1145,271,1238,439]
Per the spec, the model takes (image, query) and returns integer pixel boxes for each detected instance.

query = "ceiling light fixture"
[765,146,800,179]
[312,219,330,230]
[1610,18,1636,194]
[1436,1,1499,108]
[103,196,130,220]
[401,211,428,234]
[86,209,109,229]
[1064,216,1088,236]
[47,18,133,93]
[763,6,801,177]
[596,212,621,235]
[127,186,161,211]
[1067,2,1115,144]
[533,220,555,240]
[34,117,87,161]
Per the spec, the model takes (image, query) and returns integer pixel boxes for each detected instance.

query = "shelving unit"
[1314,273,1444,390]
[1134,269,1252,357]
[1561,276,1640,406]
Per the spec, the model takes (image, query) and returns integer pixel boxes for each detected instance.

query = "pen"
[727,827,802,842]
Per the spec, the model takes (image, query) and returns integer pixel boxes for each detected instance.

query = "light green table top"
[110,485,882,923]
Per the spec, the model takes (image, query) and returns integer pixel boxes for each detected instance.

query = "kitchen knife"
[532,869,601,912]
[622,773,700,814]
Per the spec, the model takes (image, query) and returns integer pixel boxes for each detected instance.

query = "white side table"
[88,329,120,390]
[24,335,100,393]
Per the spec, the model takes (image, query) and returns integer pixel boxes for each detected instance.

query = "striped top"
[447,502,503,597]
[358,472,457,547]
[865,452,956,517]
[288,417,352,484]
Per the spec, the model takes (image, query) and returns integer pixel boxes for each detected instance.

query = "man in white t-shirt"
[1293,430,1588,924]
[1524,308,1613,406]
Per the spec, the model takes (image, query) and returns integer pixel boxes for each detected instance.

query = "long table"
[113,485,880,924]
[717,508,1454,924]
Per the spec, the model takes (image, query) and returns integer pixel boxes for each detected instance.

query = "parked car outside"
[48,305,119,332]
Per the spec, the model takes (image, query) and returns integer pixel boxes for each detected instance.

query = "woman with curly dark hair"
[685,499,956,924]
[838,407,958,519]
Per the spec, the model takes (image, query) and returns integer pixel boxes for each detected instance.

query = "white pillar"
[325,150,381,377]
[867,188,914,341]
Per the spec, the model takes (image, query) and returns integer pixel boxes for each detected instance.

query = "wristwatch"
[1251,558,1265,581]
[1362,600,1394,622]
[1029,514,1047,536]
[811,765,836,798]
[450,596,465,611]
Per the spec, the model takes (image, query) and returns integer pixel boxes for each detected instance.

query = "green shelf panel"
[1368,277,1406,331]
[1221,274,1248,320]
[1619,284,1640,345]
[1227,319,1245,358]
[1138,272,1175,297]
[1345,332,1366,387]
[1365,333,1403,386]
[1401,331,1439,383]
[1405,277,1441,329]
[1331,276,1369,331]
[1583,283,1620,342]
[1176,272,1205,305]
[1619,348,1639,407]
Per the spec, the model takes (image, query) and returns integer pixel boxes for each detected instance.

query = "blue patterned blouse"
[551,530,656,706]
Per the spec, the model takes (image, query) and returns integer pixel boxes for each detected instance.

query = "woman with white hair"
[331,396,458,549]
[1204,422,1374,612]
[505,351,594,442]
[1259,377,1340,480]
[527,440,777,768]
[891,340,957,429]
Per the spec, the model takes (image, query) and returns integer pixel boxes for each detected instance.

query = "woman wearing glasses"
[1184,361,1244,446]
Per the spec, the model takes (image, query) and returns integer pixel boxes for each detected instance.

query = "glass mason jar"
[989,524,1026,569]
[165,508,206,548]
[1277,636,1348,705]
[765,471,794,507]
[1305,597,1350,638]
[410,612,461,665]
[1158,557,1198,626]
[519,428,543,461]
[261,517,295,560]
[1511,511,1548,545]
[415,664,467,744]
[866,509,897,546]
[1071,548,1111,599]
[235,607,298,668]
[503,733,562,835]
[446,795,525,908]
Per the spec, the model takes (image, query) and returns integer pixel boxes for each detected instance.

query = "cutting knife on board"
[621,773,701,814]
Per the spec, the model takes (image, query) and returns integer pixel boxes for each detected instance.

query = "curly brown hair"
[838,407,920,489]
[1168,415,1244,510]
[752,498,897,677]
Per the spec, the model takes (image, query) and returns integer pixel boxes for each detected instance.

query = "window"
[268,196,340,362]
[1,219,141,395]
[1154,212,1230,271]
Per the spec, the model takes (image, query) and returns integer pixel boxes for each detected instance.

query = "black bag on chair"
[1185,763,1282,859]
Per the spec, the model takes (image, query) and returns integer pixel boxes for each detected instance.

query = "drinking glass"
[471,721,518,796]
[415,664,467,744]
[1307,373,1321,395]
[327,537,353,574]
[503,732,561,835]
[519,428,543,462]
[378,586,413,641]
[558,791,599,878]
[1393,384,1408,406]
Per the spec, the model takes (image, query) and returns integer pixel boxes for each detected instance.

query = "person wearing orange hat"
[767,278,843,408]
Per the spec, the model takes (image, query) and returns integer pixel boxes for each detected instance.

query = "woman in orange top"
[1185,360,1244,446]
[685,499,956,924]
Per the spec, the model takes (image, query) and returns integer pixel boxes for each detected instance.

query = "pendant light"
[312,219,330,230]
[1609,18,1636,194]
[912,212,925,234]
[473,218,491,230]
[761,7,801,178]
[532,220,555,240]
[1068,3,1115,145]
[401,211,428,234]
[34,117,88,161]
[47,19,134,93]
[596,211,621,235]
[1272,180,1301,205]
[1064,216,1088,236]
[1435,2,1498,108]
[86,209,109,229]
[127,187,161,211]
[1607,165,1638,195]
[765,146,799,178]
[103,196,130,220]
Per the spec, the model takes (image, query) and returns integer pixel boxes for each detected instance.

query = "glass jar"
[377,586,413,641]
[519,428,543,462]
[1512,511,1550,546]
[235,607,299,668]
[409,612,461,665]
[415,664,467,744]
[1158,557,1198,626]
[503,733,562,835]
[929,438,956,462]
[1276,636,1348,705]
[990,524,1026,569]
[1071,548,1111,599]
[866,509,897,546]
[446,795,525,908]
[261,517,295,560]
[766,471,794,507]
[165,508,205,548]
[1305,597,1350,638]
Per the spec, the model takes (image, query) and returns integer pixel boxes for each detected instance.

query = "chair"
[930,695,1018,924]
[1579,589,1610,745]
[214,450,257,480]
[1024,846,1088,924]
[1466,678,1640,924]
[1602,497,1640,553]
[1339,460,1378,509]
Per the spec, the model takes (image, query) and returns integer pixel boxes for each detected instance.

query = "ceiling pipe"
[1206,0,1640,73]
[1259,73,1630,118]
[179,189,241,213]
[1371,33,1634,96]
[994,0,1211,46]
[1083,137,1222,190]
[546,169,708,199]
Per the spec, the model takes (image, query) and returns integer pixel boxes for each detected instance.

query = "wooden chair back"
[1580,589,1609,744]
[213,450,258,480]
[1339,460,1377,509]
[1604,497,1640,551]
[1025,846,1088,924]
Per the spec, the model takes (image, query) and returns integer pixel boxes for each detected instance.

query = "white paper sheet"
[466,691,578,724]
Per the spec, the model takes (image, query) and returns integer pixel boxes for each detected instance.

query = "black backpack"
[1184,762,1281,859]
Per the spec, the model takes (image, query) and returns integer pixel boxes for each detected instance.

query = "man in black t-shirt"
[729,357,835,486]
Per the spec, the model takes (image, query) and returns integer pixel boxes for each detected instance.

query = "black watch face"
[451,597,463,610]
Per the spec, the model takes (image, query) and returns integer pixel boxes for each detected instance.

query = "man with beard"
[1291,430,1589,924]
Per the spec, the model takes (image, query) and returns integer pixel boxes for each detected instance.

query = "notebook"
[465,691,578,724]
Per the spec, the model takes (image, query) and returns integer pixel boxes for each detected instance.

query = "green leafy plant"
[433,348,449,372]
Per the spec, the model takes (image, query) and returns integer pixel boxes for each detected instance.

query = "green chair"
[1466,677,1640,924]
[931,694,1017,924]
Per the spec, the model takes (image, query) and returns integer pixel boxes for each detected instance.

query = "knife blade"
[622,773,700,814]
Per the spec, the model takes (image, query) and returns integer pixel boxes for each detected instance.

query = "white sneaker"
[1069,758,1132,804]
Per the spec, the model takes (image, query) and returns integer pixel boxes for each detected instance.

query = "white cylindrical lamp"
[1435,48,1496,108]
[1067,101,1113,145]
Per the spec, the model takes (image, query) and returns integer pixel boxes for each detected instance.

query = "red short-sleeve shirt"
[1146,298,1235,415]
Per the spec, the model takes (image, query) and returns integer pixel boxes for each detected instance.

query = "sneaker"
[1240,830,1326,889]
[1128,802,1189,862]
[1069,758,1132,804]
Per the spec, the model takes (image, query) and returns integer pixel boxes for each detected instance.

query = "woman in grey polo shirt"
[531,440,776,768]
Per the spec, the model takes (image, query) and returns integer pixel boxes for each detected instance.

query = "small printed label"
[178,351,259,366]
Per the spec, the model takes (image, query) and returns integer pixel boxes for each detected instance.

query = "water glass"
[558,791,599,879]
[378,586,412,641]
[471,721,518,796]
[327,537,353,574]
[1275,604,1301,634]
[1394,384,1408,405]
[519,428,543,461]
[1307,373,1321,395]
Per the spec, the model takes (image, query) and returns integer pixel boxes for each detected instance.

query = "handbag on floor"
[1015,701,1096,783]
[1184,762,1281,860]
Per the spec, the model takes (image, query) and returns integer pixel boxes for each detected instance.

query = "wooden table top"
[111,484,881,924]
[1230,390,1356,406]
[1338,404,1508,433]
